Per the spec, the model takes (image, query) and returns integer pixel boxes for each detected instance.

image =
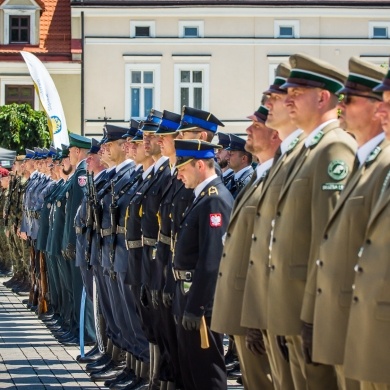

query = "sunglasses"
[340,93,382,105]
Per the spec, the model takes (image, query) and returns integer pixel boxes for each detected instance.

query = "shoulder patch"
[327,160,348,181]
[78,176,87,187]
[210,213,222,227]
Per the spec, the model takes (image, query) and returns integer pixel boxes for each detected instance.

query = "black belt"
[173,269,195,282]
[116,225,126,234]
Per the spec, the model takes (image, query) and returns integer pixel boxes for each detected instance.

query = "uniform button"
[200,306,204,310]
[272,237,276,242]
[324,234,328,240]
[256,212,260,217]
[218,272,222,276]
[366,239,371,245]
[252,234,257,241]
[352,284,355,290]
[249,260,254,265]
[276,211,281,217]
[353,296,359,303]
[354,265,363,273]
[317,288,322,294]
[222,253,226,257]
[172,203,175,206]
[185,223,188,226]
[227,232,231,237]
[269,265,275,271]
[316,259,323,267]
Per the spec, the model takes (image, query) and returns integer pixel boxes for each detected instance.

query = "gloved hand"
[162,291,173,308]
[276,335,289,363]
[301,321,318,365]
[245,328,266,355]
[151,289,159,309]
[182,312,202,331]
[140,284,149,308]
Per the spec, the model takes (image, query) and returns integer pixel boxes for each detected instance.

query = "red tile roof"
[0,0,73,62]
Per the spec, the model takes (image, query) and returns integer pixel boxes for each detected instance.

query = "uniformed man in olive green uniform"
[264,54,357,389]
[343,59,390,390]
[301,57,388,390]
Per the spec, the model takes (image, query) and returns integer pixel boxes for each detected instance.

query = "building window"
[369,22,390,38]
[5,85,34,106]
[9,16,30,43]
[124,63,161,120]
[130,21,155,38]
[2,7,38,45]
[179,21,204,38]
[174,64,209,112]
[274,20,300,38]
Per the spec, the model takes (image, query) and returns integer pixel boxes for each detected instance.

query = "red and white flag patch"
[210,213,222,227]
[78,176,87,187]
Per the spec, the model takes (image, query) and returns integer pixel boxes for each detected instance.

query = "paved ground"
[0,277,243,389]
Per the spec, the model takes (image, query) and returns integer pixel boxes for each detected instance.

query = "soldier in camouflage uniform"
[0,167,12,276]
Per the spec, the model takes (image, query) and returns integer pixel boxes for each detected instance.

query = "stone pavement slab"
[0,277,243,389]
[0,280,104,390]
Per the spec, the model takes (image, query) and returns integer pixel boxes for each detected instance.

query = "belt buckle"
[185,271,192,282]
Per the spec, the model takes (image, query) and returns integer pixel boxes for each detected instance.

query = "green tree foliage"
[0,103,51,154]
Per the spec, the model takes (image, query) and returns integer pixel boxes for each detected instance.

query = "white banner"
[20,51,69,148]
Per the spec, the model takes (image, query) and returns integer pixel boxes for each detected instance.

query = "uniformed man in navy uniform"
[172,136,234,390]
[225,134,253,198]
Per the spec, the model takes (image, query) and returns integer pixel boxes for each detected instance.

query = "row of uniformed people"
[13,106,245,390]
[212,53,390,390]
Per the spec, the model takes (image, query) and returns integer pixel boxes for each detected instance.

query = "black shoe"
[21,299,29,305]
[105,368,135,387]
[60,337,79,347]
[53,329,71,338]
[77,344,100,362]
[227,365,242,380]
[108,369,137,389]
[85,353,112,373]
[122,378,148,390]
[225,349,239,371]
[90,361,125,381]
[30,305,38,312]
[56,331,75,341]
[78,352,103,364]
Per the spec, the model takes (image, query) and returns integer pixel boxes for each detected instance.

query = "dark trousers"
[56,255,73,329]
[117,271,149,361]
[93,263,121,346]
[175,316,227,390]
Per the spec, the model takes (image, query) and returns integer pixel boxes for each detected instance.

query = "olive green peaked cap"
[338,56,386,98]
[373,58,390,93]
[264,62,291,94]
[281,53,347,94]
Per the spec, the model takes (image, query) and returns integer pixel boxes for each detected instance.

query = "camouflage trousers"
[0,220,12,271]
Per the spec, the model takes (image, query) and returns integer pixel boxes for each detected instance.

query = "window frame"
[0,76,39,109]
[124,63,161,121]
[369,22,390,39]
[174,63,209,113]
[2,8,37,45]
[178,21,204,38]
[274,20,300,39]
[9,15,30,44]
[130,21,155,38]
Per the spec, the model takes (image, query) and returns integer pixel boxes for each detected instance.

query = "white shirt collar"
[116,159,133,173]
[357,132,385,166]
[154,156,169,173]
[304,119,337,148]
[194,174,218,200]
[234,166,252,180]
[281,129,304,156]
[222,168,233,177]
[142,164,154,180]
[94,170,105,181]
[255,158,273,182]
